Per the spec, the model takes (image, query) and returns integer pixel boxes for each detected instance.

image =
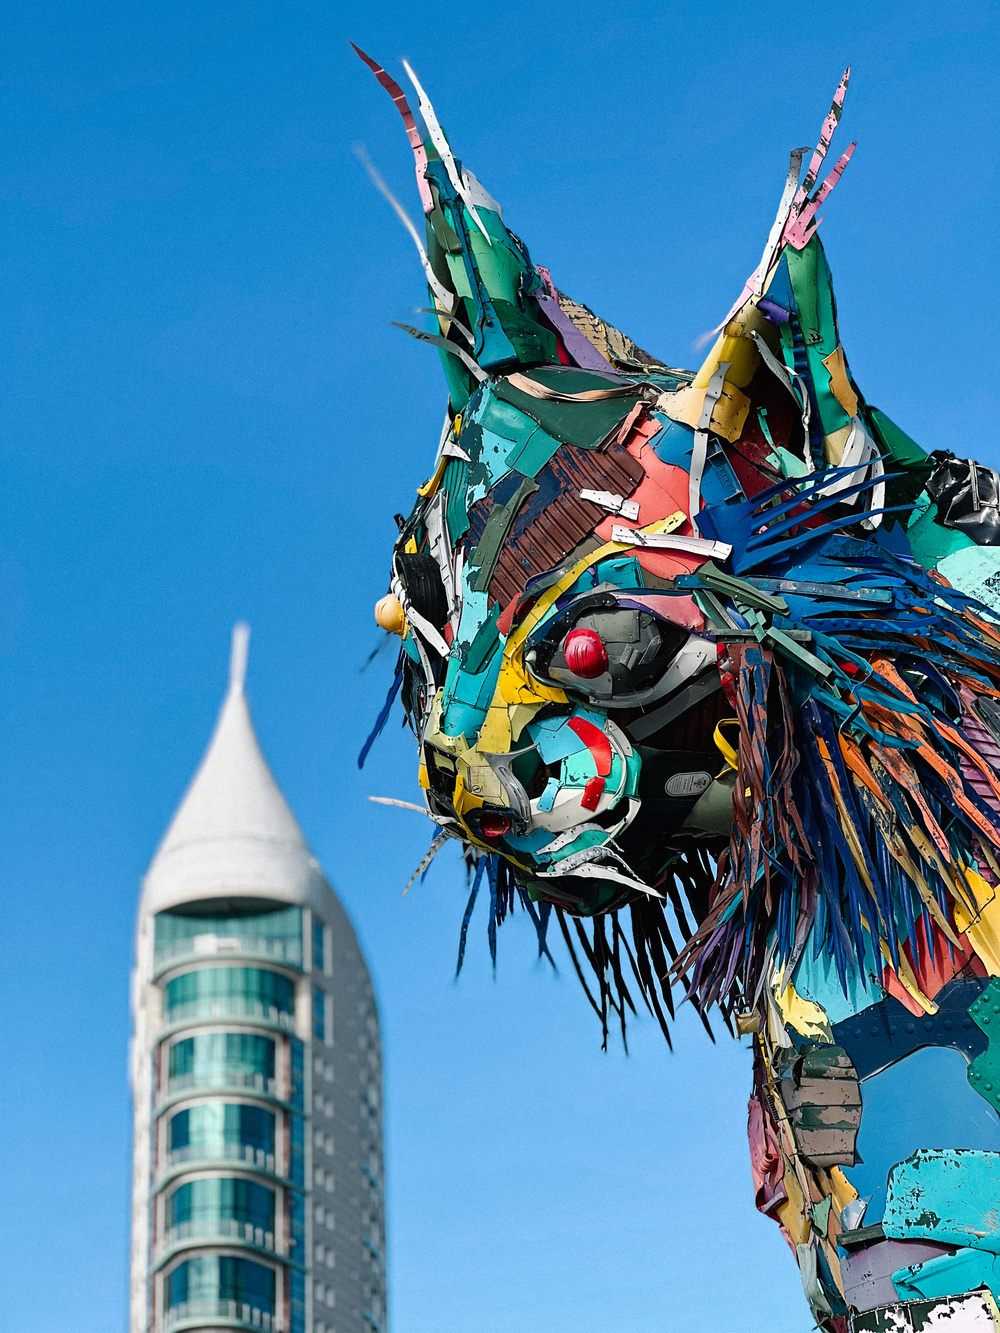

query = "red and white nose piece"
[563,628,609,679]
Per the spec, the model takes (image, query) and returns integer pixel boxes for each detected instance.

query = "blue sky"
[0,1,996,1331]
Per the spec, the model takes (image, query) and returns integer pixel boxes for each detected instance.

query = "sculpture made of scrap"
[357,52,1000,1332]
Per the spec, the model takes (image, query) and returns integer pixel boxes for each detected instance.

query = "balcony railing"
[166,1072,278,1099]
[156,1219,276,1261]
[167,1143,276,1175]
[164,1299,282,1331]
[155,934,303,972]
[165,999,296,1031]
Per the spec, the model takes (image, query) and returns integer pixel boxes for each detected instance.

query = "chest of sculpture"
[356,52,1000,1332]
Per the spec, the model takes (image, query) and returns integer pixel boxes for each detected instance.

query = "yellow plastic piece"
[828,1167,858,1213]
[774,1146,811,1245]
[713,718,740,771]
[821,345,859,418]
[417,456,448,498]
[823,422,853,467]
[954,867,1000,976]
[693,303,772,388]
[374,594,407,636]
[404,536,418,554]
[774,980,834,1043]
[662,378,751,444]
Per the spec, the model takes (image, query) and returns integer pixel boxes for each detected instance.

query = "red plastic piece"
[564,628,609,679]
[480,813,511,839]
[567,716,613,777]
[580,777,605,812]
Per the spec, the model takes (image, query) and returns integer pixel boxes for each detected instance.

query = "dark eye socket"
[396,552,449,630]
[525,593,692,707]
[423,746,458,811]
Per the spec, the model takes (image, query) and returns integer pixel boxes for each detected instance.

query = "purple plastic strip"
[534,267,616,372]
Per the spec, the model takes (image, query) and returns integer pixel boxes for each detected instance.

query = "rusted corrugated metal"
[487,441,643,608]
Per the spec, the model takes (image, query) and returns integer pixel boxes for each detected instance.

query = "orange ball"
[375,594,406,636]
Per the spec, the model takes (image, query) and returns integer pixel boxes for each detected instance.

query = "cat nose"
[480,813,512,839]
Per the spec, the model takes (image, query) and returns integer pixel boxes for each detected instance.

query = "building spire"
[229,620,250,694]
[141,622,326,914]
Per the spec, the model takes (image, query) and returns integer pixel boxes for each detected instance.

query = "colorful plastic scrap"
[354,51,1000,1332]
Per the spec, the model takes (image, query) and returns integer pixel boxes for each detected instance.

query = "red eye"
[564,628,609,679]
[480,813,512,839]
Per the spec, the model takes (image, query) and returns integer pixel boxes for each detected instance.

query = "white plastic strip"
[402,60,493,245]
[424,490,458,628]
[580,488,640,520]
[611,527,733,561]
[753,147,808,297]
[689,361,730,535]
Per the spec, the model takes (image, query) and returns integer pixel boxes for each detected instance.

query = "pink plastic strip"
[352,44,434,215]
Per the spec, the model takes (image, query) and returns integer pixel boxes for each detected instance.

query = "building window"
[313,987,326,1042]
[289,1267,306,1333]
[168,1103,275,1169]
[166,1177,275,1247]
[165,1255,275,1327]
[289,1189,306,1261]
[167,1032,275,1095]
[164,967,295,1026]
[155,904,303,970]
[289,1036,305,1111]
[289,1113,306,1187]
[313,919,325,973]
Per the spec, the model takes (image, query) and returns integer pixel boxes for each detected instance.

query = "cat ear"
[676,68,862,468]
[355,45,563,381]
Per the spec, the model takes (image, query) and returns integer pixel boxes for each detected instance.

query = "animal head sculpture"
[358,51,1000,1057]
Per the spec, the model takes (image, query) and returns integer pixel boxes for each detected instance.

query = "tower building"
[130,625,386,1333]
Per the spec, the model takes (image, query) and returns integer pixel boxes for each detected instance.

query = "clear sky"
[0,2,996,1331]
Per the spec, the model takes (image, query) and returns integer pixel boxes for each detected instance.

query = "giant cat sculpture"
[357,53,1000,1331]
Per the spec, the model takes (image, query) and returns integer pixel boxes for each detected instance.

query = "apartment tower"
[129,625,386,1333]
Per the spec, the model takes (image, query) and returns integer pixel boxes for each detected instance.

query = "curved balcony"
[154,906,303,980]
[167,1142,277,1175]
[166,1034,277,1103]
[164,967,297,1035]
[164,1255,279,1331]
[167,1070,278,1098]
[164,1299,280,1331]
[155,1217,278,1264]
[163,997,296,1032]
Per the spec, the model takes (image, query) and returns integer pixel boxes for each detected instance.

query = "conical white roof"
[141,623,329,915]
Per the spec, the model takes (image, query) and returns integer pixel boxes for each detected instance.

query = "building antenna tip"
[230,621,251,692]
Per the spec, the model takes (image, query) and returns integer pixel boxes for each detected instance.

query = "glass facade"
[166,1177,276,1247]
[290,1267,307,1333]
[155,905,303,971]
[289,1113,306,1187]
[312,987,325,1041]
[290,1037,305,1111]
[165,966,295,1027]
[312,918,325,972]
[165,1255,275,1329]
[289,1189,306,1263]
[168,1103,275,1170]
[168,1033,275,1096]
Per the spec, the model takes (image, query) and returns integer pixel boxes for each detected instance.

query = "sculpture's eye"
[396,552,449,632]
[524,591,714,709]
[563,628,609,679]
